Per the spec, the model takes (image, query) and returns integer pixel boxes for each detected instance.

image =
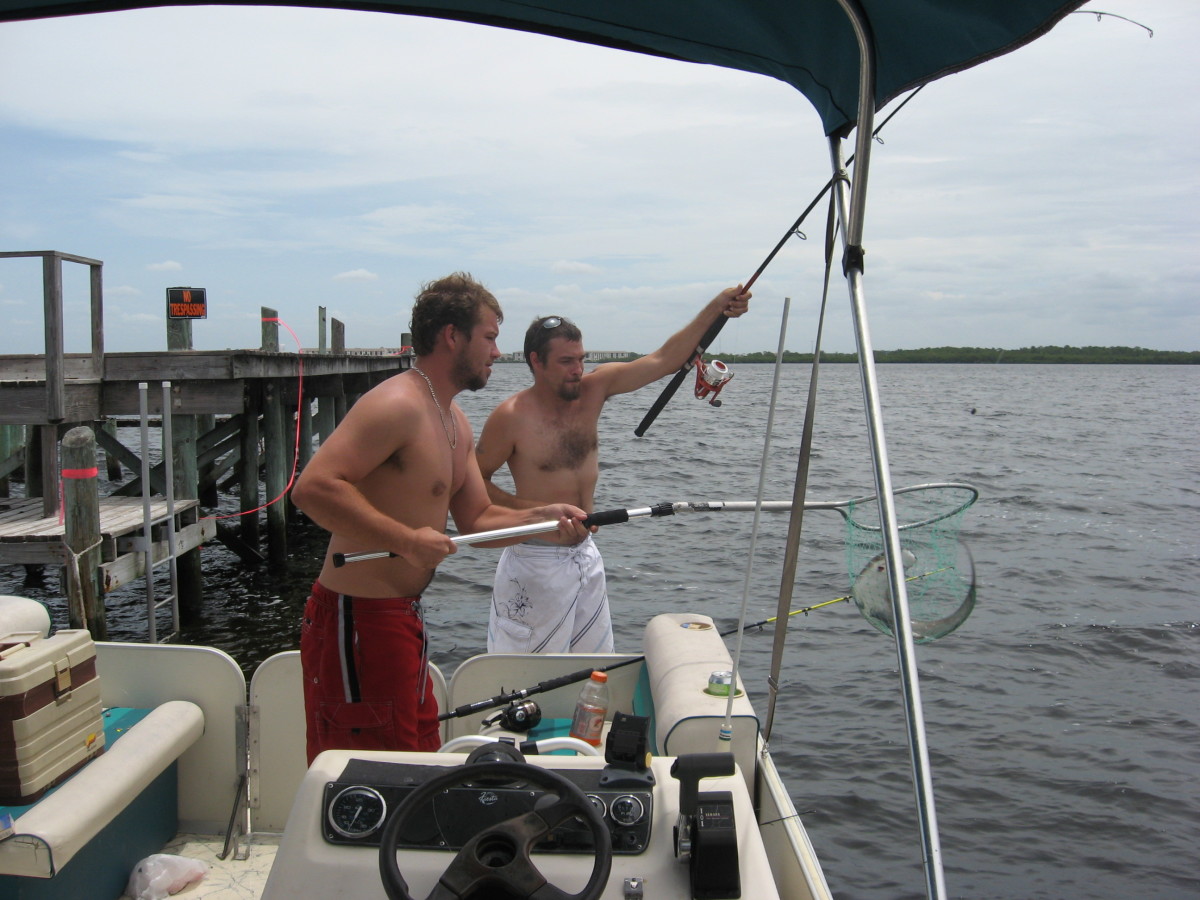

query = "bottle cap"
[590,670,608,683]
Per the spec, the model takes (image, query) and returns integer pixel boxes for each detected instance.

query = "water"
[4,363,1198,899]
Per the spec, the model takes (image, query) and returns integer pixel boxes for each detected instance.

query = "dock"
[0,496,212,591]
[0,249,410,639]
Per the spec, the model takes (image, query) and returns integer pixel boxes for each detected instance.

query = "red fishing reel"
[693,355,734,407]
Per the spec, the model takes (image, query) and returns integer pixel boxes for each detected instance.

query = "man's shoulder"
[363,371,423,405]
[488,387,533,418]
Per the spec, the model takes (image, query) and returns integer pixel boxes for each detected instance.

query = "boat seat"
[249,651,449,833]
[0,597,51,641]
[642,613,760,790]
[0,699,203,879]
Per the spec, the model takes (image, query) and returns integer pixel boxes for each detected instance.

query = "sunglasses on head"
[540,316,563,329]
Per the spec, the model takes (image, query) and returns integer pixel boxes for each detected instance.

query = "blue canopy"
[0,0,1084,136]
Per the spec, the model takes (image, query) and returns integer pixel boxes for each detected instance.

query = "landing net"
[842,483,978,643]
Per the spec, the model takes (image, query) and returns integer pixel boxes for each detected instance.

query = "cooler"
[0,631,104,806]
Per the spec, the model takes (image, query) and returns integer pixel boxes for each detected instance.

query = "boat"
[0,594,832,899]
[0,2,1088,899]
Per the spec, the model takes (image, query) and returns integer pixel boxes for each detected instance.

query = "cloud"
[0,3,1194,354]
[105,285,143,298]
[333,269,379,282]
[551,260,603,275]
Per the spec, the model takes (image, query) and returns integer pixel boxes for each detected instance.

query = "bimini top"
[0,0,1083,136]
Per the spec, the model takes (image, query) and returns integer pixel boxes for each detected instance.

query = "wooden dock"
[0,249,410,638]
[0,496,214,593]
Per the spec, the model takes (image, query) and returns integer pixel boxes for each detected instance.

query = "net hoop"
[838,482,978,533]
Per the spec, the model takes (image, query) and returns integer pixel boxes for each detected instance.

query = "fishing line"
[438,566,952,724]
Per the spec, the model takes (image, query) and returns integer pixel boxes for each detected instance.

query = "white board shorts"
[488,534,615,653]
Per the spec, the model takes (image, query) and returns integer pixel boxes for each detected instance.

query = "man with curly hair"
[293,272,589,761]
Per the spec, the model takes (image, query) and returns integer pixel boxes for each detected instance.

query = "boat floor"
[160,833,280,899]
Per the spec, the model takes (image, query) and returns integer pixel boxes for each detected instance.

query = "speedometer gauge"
[327,785,388,838]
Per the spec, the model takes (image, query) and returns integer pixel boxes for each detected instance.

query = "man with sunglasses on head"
[476,285,751,653]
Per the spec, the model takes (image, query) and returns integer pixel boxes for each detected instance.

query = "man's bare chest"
[536,426,597,472]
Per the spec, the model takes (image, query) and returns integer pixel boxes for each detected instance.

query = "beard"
[452,350,489,392]
[557,380,582,401]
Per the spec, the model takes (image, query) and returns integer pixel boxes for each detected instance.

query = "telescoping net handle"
[842,483,978,644]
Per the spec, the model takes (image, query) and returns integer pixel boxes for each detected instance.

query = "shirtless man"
[291,272,589,763]
[476,285,750,653]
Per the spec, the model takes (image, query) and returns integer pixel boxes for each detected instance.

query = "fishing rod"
[332,502,677,567]
[633,202,815,437]
[632,87,926,438]
[439,594,850,723]
[438,564,951,723]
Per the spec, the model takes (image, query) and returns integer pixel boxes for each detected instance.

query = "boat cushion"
[0,700,203,878]
[642,614,759,783]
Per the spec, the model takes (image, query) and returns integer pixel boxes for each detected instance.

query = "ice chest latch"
[54,658,73,700]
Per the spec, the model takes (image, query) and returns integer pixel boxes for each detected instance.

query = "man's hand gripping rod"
[331,503,676,567]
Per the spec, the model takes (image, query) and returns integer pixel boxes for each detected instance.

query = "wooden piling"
[239,386,262,551]
[61,426,106,637]
[263,379,288,566]
[0,425,20,497]
[260,308,288,565]
[298,395,314,473]
[101,419,123,480]
[166,322,204,619]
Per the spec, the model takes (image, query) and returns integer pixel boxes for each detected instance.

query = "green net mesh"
[843,484,977,643]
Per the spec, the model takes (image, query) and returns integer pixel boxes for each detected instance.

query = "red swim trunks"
[300,580,441,765]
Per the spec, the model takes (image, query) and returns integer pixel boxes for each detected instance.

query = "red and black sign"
[167,287,207,319]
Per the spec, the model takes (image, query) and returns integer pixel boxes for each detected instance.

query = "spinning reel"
[693,355,734,407]
[481,700,543,732]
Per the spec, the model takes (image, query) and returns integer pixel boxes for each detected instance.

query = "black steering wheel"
[378,760,613,900]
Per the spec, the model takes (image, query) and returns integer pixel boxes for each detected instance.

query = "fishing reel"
[693,355,734,407]
[481,700,543,733]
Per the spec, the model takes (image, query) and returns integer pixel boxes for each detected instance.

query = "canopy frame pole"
[830,2,947,899]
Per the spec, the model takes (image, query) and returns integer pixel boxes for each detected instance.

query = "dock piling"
[61,426,106,637]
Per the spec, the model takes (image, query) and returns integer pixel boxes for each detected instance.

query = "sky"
[0,3,1196,357]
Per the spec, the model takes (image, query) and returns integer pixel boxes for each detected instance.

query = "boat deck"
[162,834,279,899]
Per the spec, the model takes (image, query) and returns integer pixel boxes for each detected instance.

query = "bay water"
[3,362,1197,899]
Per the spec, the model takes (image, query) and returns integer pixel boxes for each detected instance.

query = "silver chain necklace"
[411,366,457,449]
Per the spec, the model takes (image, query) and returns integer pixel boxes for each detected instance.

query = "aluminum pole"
[831,2,947,897]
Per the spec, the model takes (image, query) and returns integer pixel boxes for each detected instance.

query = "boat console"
[262,744,782,900]
[321,756,655,855]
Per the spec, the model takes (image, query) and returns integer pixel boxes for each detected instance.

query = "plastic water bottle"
[569,670,609,746]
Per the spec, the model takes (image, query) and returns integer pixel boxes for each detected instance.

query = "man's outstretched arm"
[591,285,750,398]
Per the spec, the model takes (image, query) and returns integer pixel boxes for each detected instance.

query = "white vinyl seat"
[0,700,204,878]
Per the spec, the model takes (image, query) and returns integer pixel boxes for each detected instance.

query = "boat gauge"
[585,793,608,819]
[327,785,388,839]
[608,794,645,827]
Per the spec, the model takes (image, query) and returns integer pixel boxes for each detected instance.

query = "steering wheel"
[378,760,613,900]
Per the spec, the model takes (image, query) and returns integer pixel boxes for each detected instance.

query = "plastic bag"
[125,853,209,899]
